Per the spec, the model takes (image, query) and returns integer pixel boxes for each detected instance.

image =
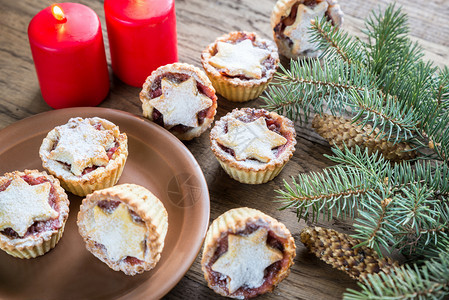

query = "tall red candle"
[28,3,110,109]
[104,0,178,87]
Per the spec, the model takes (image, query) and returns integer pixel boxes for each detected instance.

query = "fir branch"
[326,146,391,181]
[262,58,378,122]
[348,89,419,142]
[422,110,449,162]
[351,190,397,254]
[344,249,449,299]
[309,17,366,65]
[363,4,424,95]
[389,160,449,197]
[434,66,449,108]
[276,167,371,222]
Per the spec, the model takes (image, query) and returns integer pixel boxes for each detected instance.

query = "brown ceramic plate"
[0,107,210,299]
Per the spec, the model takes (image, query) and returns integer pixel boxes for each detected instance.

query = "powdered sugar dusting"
[211,228,283,293]
[49,118,116,176]
[284,2,329,54]
[149,77,212,127]
[87,203,146,262]
[0,176,57,237]
[209,39,271,79]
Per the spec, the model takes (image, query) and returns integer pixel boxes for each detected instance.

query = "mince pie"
[271,0,344,59]
[202,207,296,299]
[0,169,69,258]
[39,117,128,196]
[77,183,168,276]
[140,63,218,140]
[201,31,279,102]
[210,108,296,184]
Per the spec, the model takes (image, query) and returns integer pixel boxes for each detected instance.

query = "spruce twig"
[266,3,449,297]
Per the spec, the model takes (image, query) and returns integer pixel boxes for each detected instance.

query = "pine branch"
[309,17,366,65]
[348,89,419,142]
[434,66,449,109]
[262,58,376,122]
[344,248,449,299]
[276,166,371,222]
[267,4,449,295]
[364,4,424,97]
[351,190,397,254]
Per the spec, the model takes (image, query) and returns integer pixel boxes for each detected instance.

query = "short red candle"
[28,3,110,109]
[104,0,178,87]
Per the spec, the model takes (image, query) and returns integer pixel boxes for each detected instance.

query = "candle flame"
[51,4,66,22]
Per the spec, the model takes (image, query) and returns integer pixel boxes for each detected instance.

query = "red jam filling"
[217,110,291,161]
[95,200,146,265]
[0,175,61,239]
[149,73,215,134]
[211,32,276,80]
[205,223,291,298]
[273,0,333,49]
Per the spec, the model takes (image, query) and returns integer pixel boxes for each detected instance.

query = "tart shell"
[201,31,279,102]
[77,183,168,276]
[201,207,296,298]
[210,108,296,184]
[140,62,218,141]
[39,117,128,197]
[0,169,70,259]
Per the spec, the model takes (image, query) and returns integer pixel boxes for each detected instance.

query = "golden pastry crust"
[201,31,279,102]
[201,207,296,299]
[0,169,69,259]
[210,108,296,184]
[39,117,128,197]
[271,0,344,59]
[140,62,218,141]
[77,183,168,276]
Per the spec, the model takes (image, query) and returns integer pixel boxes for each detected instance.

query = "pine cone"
[300,226,399,282]
[312,113,416,162]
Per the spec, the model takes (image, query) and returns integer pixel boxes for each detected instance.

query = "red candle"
[28,3,110,109]
[104,0,178,87]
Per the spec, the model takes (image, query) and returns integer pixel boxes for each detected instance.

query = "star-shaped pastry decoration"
[0,176,57,237]
[284,2,329,54]
[89,203,146,262]
[49,119,115,176]
[209,39,271,79]
[149,77,212,128]
[211,228,283,294]
[217,117,287,163]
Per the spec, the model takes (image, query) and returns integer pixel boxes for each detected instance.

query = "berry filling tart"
[39,117,128,196]
[140,62,217,140]
[77,184,168,276]
[0,169,69,258]
[202,207,296,299]
[210,108,296,184]
[202,31,279,102]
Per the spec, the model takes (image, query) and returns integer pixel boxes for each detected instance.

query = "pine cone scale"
[312,114,416,162]
[300,226,399,281]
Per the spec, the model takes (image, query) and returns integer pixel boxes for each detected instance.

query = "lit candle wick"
[51,4,67,23]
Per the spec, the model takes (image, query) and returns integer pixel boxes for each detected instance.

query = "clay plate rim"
[0,107,210,299]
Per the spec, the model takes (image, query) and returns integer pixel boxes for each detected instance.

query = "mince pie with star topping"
[271,0,344,59]
[39,117,128,197]
[0,169,69,258]
[140,62,218,140]
[201,31,279,102]
[210,108,296,184]
[77,183,168,276]
[202,207,296,299]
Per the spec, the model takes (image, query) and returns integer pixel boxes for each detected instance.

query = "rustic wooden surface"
[0,0,448,299]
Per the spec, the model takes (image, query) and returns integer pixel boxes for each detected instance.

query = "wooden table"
[0,0,448,299]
